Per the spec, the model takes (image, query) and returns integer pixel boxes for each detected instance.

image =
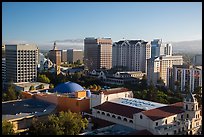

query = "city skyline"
[2,2,202,49]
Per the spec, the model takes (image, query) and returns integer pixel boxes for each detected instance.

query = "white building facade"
[147,55,183,85]
[112,40,151,73]
[167,65,202,92]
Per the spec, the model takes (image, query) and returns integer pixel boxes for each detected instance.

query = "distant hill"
[166,40,202,54]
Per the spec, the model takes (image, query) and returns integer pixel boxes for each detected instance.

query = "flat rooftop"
[2,99,56,121]
[14,82,49,88]
[81,124,135,135]
[110,97,167,110]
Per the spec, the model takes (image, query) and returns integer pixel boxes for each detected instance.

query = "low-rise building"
[2,99,57,133]
[89,89,201,135]
[13,82,50,92]
[89,69,145,85]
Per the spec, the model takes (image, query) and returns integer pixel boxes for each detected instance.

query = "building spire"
[53,41,57,50]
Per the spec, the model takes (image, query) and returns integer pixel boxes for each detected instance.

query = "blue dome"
[53,82,84,93]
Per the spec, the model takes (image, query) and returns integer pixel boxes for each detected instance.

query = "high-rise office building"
[151,39,163,58]
[5,44,38,83]
[84,37,112,70]
[164,43,172,56]
[192,54,202,66]
[147,55,183,85]
[112,40,151,72]
[67,49,83,64]
[167,65,202,93]
[61,50,67,63]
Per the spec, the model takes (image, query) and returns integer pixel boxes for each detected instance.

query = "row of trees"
[29,111,88,135]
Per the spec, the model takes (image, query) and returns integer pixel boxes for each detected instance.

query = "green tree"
[29,118,47,135]
[29,111,88,135]
[7,85,17,100]
[38,74,50,83]
[2,120,15,135]
[49,84,54,89]
[2,93,8,101]
[29,85,35,91]
[39,84,44,89]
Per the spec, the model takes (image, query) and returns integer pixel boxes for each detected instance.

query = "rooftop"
[142,102,184,121]
[93,102,143,119]
[100,88,130,95]
[110,97,167,110]
[2,99,56,121]
[81,124,135,135]
[13,82,49,88]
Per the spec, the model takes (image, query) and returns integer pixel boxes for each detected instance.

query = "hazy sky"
[2,2,202,49]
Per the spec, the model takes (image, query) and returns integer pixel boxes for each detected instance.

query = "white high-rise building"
[5,44,39,83]
[147,55,183,85]
[112,40,151,73]
[164,43,173,56]
[167,65,202,92]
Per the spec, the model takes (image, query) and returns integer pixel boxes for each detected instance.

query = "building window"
[174,117,176,121]
[112,115,116,118]
[140,115,143,119]
[181,115,183,119]
[106,113,110,117]
[117,116,121,120]
[129,120,133,123]
[165,119,167,124]
[187,114,189,119]
[182,127,184,131]
[123,118,127,122]
[101,112,105,115]
[186,105,188,110]
[156,122,158,126]
[174,130,177,135]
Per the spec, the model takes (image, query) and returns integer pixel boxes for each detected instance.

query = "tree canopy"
[38,74,50,83]
[29,111,88,135]
[2,120,15,135]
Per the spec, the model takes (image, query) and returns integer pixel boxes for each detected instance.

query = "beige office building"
[5,44,39,83]
[147,55,183,85]
[61,50,68,63]
[84,38,112,70]
[67,49,83,63]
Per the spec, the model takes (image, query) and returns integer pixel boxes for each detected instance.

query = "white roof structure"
[110,97,167,110]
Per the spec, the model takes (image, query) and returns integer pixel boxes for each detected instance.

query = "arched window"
[97,111,100,114]
[106,113,110,117]
[165,119,167,124]
[101,112,105,115]
[129,120,133,123]
[112,115,116,118]
[117,116,121,120]
[140,115,143,119]
[181,115,183,119]
[186,105,188,110]
[123,118,128,122]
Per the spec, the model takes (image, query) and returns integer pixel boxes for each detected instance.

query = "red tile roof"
[127,129,153,135]
[142,102,184,121]
[101,88,129,95]
[93,102,143,118]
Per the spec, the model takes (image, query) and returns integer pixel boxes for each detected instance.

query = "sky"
[2,2,202,50]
